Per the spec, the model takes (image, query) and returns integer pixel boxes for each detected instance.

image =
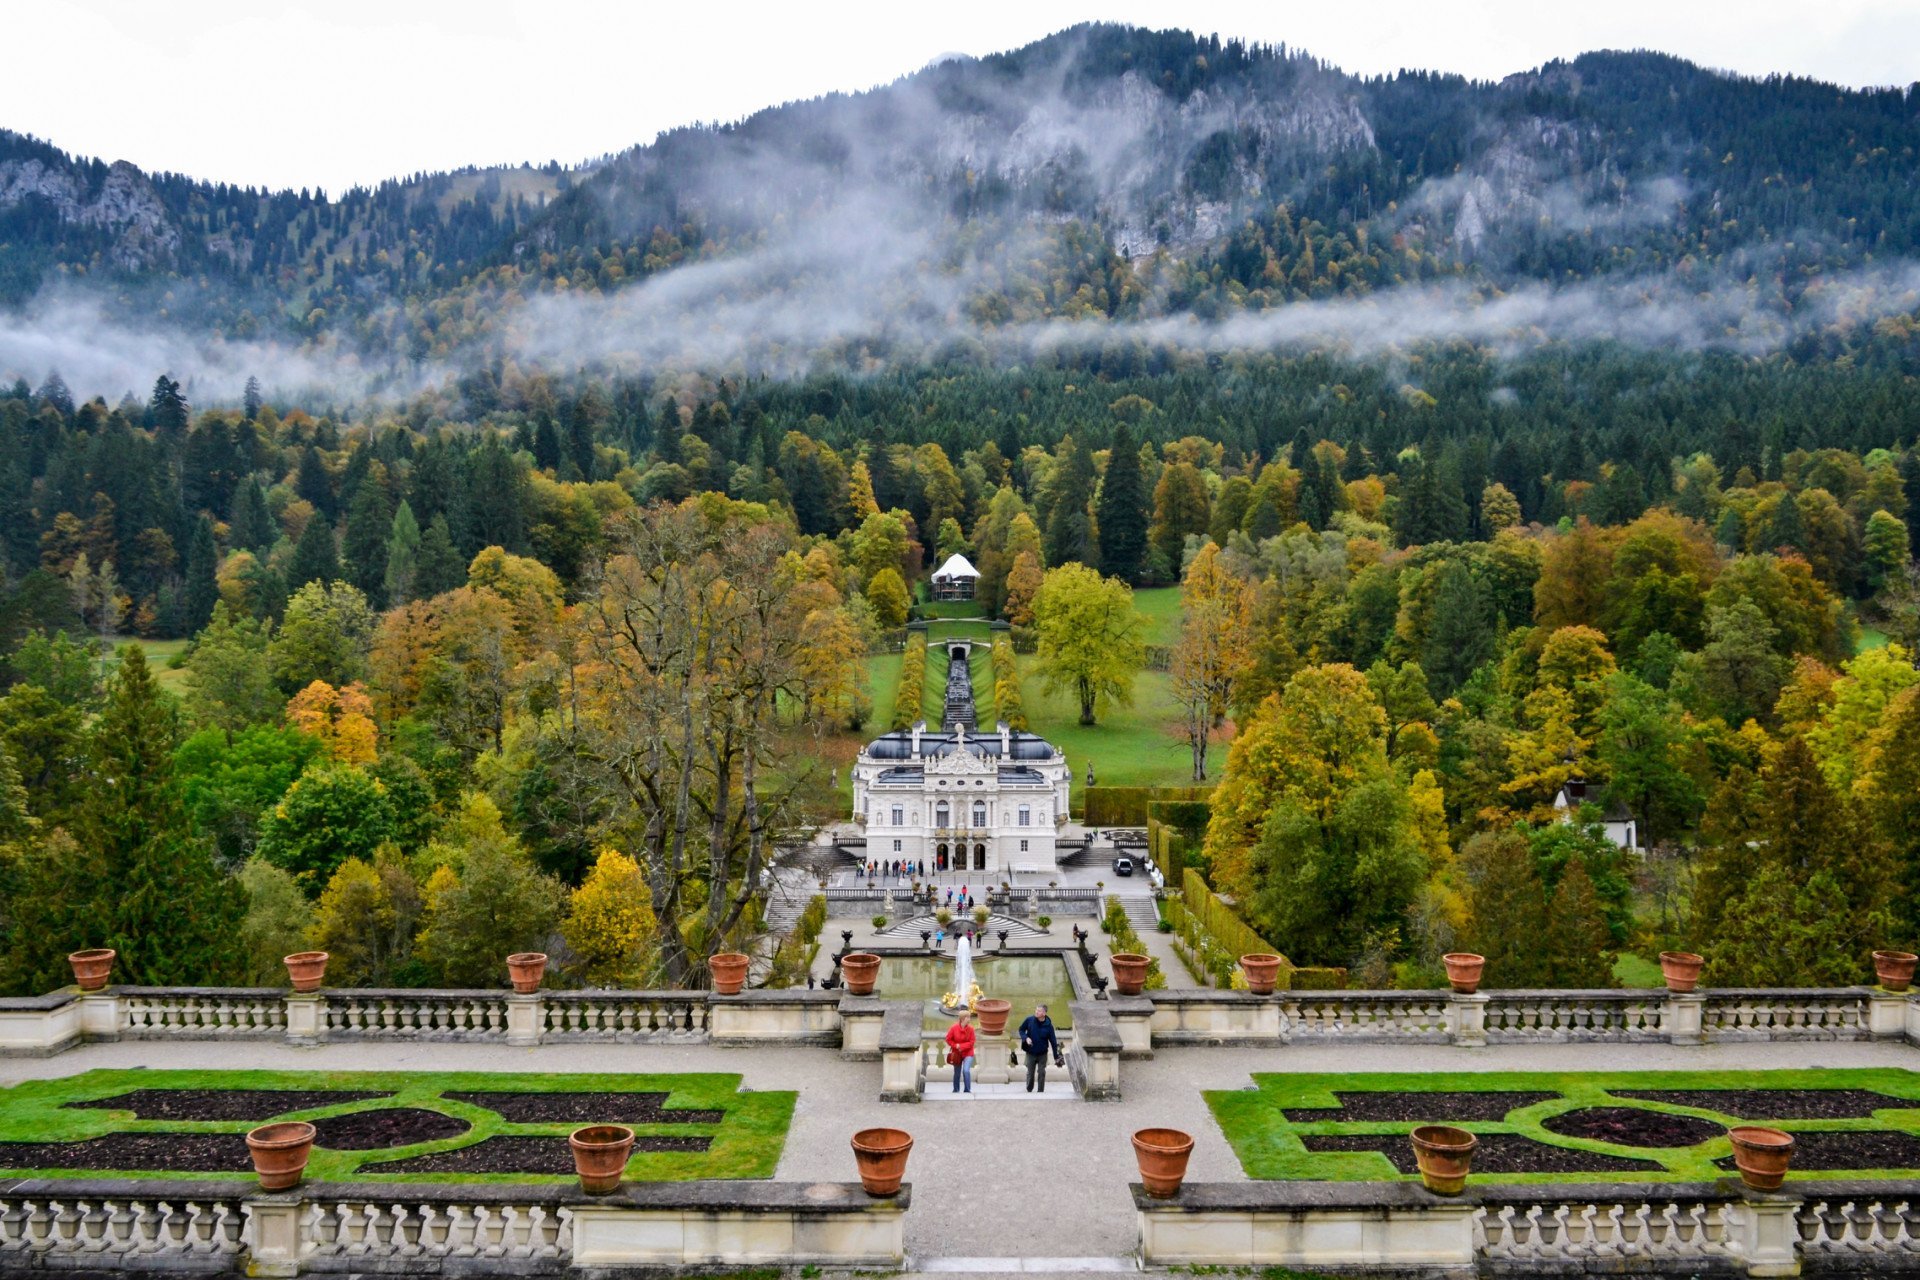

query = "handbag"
[947,1050,958,1066]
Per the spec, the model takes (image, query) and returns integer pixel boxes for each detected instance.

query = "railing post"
[1447,993,1487,1047]
[78,989,121,1042]
[1730,1190,1803,1277]
[506,992,542,1046]
[1909,993,1920,1047]
[1666,991,1705,1045]
[284,991,323,1045]
[245,1196,303,1276]
[1866,989,1907,1039]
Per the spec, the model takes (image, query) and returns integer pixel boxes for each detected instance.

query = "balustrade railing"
[541,991,708,1040]
[1798,1186,1920,1259]
[1482,990,1668,1042]
[119,988,288,1038]
[1473,1190,1738,1265]
[1281,991,1452,1040]
[322,989,512,1039]
[0,1189,249,1260]
[1703,988,1871,1039]
[298,1196,573,1262]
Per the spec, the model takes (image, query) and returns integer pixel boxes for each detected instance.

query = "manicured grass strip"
[1206,1069,1920,1186]
[0,1069,794,1185]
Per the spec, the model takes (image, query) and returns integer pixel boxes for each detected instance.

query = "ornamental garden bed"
[0,1069,793,1184]
[1208,1069,1920,1185]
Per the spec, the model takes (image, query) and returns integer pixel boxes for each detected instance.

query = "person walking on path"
[945,1012,976,1094]
[1018,1004,1062,1093]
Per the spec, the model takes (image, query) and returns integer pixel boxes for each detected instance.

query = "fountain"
[938,934,982,1013]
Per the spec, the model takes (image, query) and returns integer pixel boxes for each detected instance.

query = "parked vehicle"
[1113,856,1134,877]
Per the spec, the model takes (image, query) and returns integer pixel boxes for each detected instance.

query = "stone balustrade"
[1135,1179,1904,1276]
[0,1178,907,1275]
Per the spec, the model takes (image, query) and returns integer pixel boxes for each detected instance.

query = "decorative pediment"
[925,748,996,777]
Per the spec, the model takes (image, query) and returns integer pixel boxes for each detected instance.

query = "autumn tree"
[1169,543,1252,780]
[1031,564,1147,725]
[563,848,659,985]
[285,680,379,763]
[865,567,910,629]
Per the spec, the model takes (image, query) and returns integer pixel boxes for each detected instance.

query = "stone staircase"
[1115,894,1159,933]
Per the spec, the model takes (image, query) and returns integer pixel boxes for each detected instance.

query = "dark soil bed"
[66,1088,392,1121]
[1542,1106,1725,1149]
[364,1134,712,1174]
[0,1132,252,1173]
[1714,1129,1920,1172]
[1283,1091,1558,1124]
[1301,1132,1660,1175]
[310,1108,470,1150]
[444,1091,723,1125]
[1612,1089,1911,1120]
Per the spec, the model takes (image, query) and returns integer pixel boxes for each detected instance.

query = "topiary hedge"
[890,633,928,729]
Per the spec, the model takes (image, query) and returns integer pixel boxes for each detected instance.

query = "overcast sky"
[6,0,1917,195]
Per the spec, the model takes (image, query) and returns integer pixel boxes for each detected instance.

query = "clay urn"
[1239,953,1284,995]
[840,952,881,996]
[67,948,115,992]
[1442,953,1486,995]
[1728,1126,1795,1192]
[974,998,1011,1036]
[246,1121,317,1191]
[709,952,751,995]
[569,1124,636,1194]
[1659,951,1705,993]
[1110,953,1151,996]
[1873,950,1918,993]
[506,952,548,994]
[282,951,329,993]
[1131,1127,1195,1198]
[851,1127,913,1196]
[1411,1125,1478,1195]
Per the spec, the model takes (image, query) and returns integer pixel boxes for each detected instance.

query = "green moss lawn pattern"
[1206,1068,1920,1186]
[0,1069,793,1185]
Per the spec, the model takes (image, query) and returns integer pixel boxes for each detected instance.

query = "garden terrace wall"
[1135,1179,1920,1275]
[0,1177,908,1274]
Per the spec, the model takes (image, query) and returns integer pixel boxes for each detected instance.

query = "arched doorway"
[974,843,987,871]
[936,843,949,870]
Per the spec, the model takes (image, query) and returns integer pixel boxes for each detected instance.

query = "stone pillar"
[77,990,120,1042]
[284,992,323,1045]
[1908,994,1920,1047]
[838,997,886,1060]
[244,1197,303,1277]
[1730,1192,1803,1277]
[1867,990,1907,1039]
[1446,993,1487,1048]
[878,1003,924,1103]
[1107,995,1156,1058]
[506,993,542,1046]
[1666,992,1705,1045]
[973,1032,1011,1084]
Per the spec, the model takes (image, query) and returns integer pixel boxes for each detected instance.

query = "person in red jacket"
[944,1012,976,1094]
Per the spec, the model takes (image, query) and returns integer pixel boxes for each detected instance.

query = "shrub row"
[1183,868,1282,962]
[890,633,928,730]
[1100,897,1166,990]
[991,635,1027,730]
[1085,785,1213,828]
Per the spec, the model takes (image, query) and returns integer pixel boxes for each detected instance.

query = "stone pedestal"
[1666,991,1705,1045]
[878,1003,924,1103]
[506,992,542,1046]
[1730,1193,1802,1277]
[284,992,322,1045]
[1107,996,1156,1058]
[1446,993,1487,1047]
[244,1198,303,1276]
[1909,994,1920,1046]
[838,997,886,1060]
[78,991,120,1042]
[973,1032,1012,1084]
[1867,990,1908,1039]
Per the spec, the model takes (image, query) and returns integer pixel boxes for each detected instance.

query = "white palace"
[849,640,1070,875]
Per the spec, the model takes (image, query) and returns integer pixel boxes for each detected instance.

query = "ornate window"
[935,801,949,828]
[972,801,987,827]
[1018,805,1030,826]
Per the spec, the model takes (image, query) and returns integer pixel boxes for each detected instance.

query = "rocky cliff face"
[0,156,179,269]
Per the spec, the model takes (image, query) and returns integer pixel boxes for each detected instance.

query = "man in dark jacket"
[1017,1004,1062,1093]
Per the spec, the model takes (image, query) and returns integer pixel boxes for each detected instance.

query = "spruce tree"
[295,445,334,518]
[383,500,422,607]
[1044,435,1098,569]
[287,516,340,590]
[147,375,188,436]
[1421,560,1495,698]
[1096,423,1149,582]
[1541,857,1616,987]
[242,375,263,423]
[1461,830,1551,987]
[341,473,394,609]
[414,514,466,598]
[229,478,274,553]
[182,516,219,633]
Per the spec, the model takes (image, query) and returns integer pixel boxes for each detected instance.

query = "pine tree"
[1461,830,1551,987]
[383,500,422,607]
[341,471,394,608]
[295,445,334,519]
[1541,857,1616,987]
[147,375,188,436]
[242,376,263,423]
[228,479,274,553]
[414,513,466,598]
[1044,435,1098,569]
[287,516,340,590]
[182,516,219,633]
[1096,423,1149,582]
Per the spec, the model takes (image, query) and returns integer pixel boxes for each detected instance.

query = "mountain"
[2,24,1918,396]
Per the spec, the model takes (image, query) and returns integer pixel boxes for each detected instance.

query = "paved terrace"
[6,1033,1916,1270]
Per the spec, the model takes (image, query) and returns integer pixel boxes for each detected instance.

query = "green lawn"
[1021,668,1197,798]
[114,637,191,695]
[0,1069,793,1184]
[1208,1069,1920,1185]
[1612,952,1665,988]
[1131,586,1183,647]
[1858,625,1890,653]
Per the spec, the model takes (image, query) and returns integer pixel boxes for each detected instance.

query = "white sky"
[5,0,1917,196]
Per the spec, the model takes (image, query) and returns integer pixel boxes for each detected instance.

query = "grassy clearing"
[0,1069,794,1184]
[1612,952,1665,988]
[1021,668,1197,799]
[1207,1069,1920,1185]
[1858,625,1890,653]
[1131,586,1183,647]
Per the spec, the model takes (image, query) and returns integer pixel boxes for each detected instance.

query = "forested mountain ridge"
[3,24,1918,389]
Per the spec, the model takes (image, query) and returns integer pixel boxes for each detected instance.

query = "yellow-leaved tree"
[563,849,659,986]
[285,680,378,763]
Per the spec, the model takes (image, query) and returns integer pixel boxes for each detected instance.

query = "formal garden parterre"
[1207,1068,1920,1184]
[0,1068,792,1183]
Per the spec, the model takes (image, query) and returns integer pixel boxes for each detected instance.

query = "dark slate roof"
[861,726,1058,761]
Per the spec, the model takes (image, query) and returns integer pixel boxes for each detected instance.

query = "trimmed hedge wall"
[1288,966,1349,990]
[1085,784,1211,828]
[991,635,1027,731]
[890,633,928,730]
[1183,868,1283,963]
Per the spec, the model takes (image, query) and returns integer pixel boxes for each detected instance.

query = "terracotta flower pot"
[851,1127,913,1196]
[974,998,1011,1035]
[1110,953,1151,996]
[1728,1126,1795,1192]
[1659,951,1705,993]
[246,1121,317,1191]
[1239,953,1284,995]
[841,952,881,996]
[570,1124,636,1194]
[282,951,329,993]
[1873,950,1918,993]
[67,949,115,992]
[506,952,548,993]
[1410,1125,1478,1195]
[1442,953,1485,995]
[1131,1127,1195,1198]
[709,952,751,995]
